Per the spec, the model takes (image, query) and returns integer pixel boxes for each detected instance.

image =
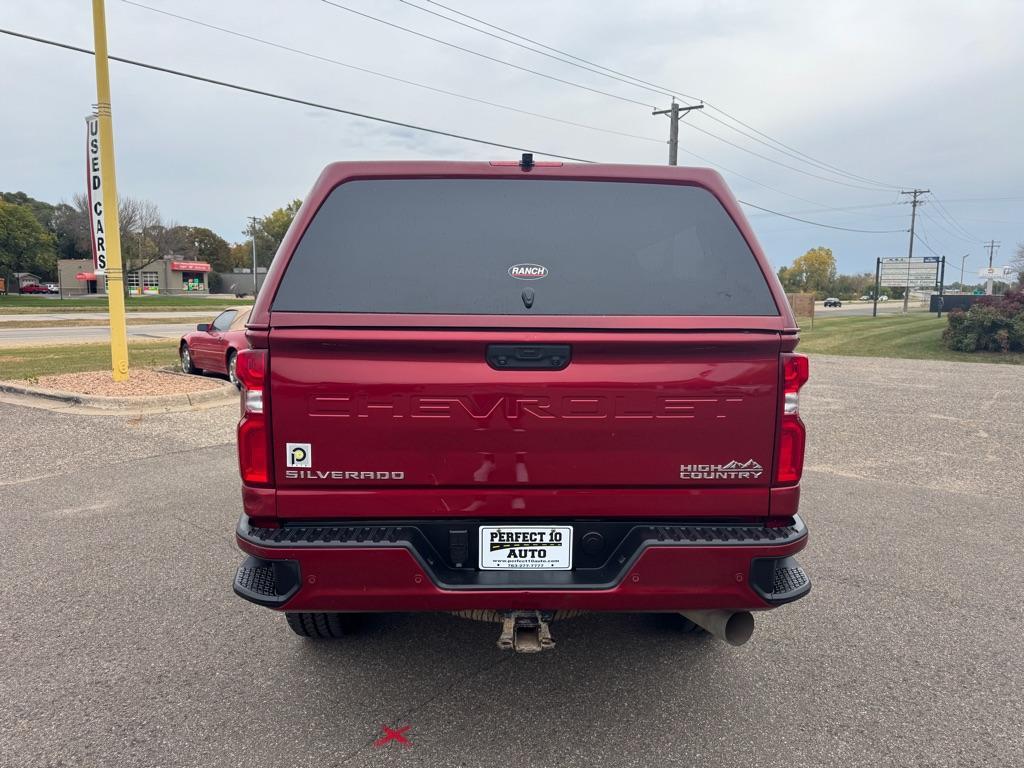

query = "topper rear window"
[272,178,778,316]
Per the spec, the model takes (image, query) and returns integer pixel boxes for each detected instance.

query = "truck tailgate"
[268,328,780,518]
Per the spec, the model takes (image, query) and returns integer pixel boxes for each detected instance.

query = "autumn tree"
[777,247,837,298]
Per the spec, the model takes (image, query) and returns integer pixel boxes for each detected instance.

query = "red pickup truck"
[232,158,810,652]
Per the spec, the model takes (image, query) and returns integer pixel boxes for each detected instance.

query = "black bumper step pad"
[750,555,812,604]
[232,555,301,607]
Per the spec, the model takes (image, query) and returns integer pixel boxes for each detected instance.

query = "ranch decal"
[507,263,549,280]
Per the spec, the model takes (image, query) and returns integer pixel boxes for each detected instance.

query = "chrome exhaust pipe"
[680,609,755,646]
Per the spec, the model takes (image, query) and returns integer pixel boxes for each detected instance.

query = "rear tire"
[285,612,360,639]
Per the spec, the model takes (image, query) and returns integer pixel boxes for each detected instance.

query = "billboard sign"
[878,257,941,288]
[978,266,1017,283]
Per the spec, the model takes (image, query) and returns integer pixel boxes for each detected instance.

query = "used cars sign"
[85,115,106,275]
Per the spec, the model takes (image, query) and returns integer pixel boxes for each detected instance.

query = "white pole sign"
[86,115,106,275]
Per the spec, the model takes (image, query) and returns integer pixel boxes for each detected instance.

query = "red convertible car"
[180,306,251,387]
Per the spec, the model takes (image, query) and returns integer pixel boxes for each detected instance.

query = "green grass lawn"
[0,295,253,314]
[0,340,180,380]
[798,314,1024,365]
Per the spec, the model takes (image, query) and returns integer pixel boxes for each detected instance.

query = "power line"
[396,0,673,101]
[737,200,907,233]
[114,3,907,221]
[693,109,901,190]
[123,0,900,217]
[918,210,976,245]
[417,0,908,190]
[697,103,905,189]
[912,231,942,258]
[0,26,934,238]
[422,0,700,100]
[331,0,905,191]
[680,120,893,191]
[927,193,981,242]
[745,201,905,217]
[0,27,596,163]
[319,0,655,108]
[119,1,663,145]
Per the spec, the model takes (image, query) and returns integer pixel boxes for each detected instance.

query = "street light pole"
[248,216,260,297]
[959,254,969,292]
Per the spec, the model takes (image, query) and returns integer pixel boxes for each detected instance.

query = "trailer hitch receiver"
[497,611,555,653]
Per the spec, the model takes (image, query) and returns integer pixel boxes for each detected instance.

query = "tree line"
[0,190,301,290]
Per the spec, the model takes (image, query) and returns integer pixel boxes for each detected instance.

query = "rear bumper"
[233,514,810,612]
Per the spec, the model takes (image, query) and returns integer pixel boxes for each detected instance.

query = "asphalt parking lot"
[1,355,1022,767]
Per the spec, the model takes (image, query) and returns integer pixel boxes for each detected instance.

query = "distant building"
[57,256,212,296]
[218,268,268,298]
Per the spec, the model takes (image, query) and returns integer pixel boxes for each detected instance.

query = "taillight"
[236,348,271,485]
[774,353,809,485]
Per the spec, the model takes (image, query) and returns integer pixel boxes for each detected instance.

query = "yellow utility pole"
[91,0,129,381]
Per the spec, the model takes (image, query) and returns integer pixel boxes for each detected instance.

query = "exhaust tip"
[680,609,755,646]
[723,611,754,646]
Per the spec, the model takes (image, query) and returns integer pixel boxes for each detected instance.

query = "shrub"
[942,289,1024,352]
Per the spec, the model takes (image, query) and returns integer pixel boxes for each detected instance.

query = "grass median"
[0,295,253,314]
[0,340,180,380]
[798,313,1024,364]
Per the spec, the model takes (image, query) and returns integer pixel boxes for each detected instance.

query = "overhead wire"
[918,210,977,245]
[394,0,674,100]
[0,24,962,239]
[415,0,908,190]
[118,1,901,221]
[927,193,981,242]
[736,201,908,233]
[119,1,663,145]
[0,27,596,163]
[318,0,656,108]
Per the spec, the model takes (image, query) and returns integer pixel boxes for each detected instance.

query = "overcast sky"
[2,0,1022,277]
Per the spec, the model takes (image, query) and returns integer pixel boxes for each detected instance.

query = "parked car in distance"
[179,306,251,387]
[19,283,49,294]
[44,283,59,293]
[877,295,889,302]
[859,295,871,301]
[823,297,842,307]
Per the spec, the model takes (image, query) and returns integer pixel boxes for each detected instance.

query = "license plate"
[478,526,573,570]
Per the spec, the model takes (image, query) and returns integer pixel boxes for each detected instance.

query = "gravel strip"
[28,369,225,396]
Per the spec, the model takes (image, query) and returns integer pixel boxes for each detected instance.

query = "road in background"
[0,355,1021,767]
[0,311,214,322]
[813,300,929,317]
[0,323,193,347]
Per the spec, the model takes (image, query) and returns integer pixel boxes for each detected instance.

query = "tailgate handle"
[486,344,571,371]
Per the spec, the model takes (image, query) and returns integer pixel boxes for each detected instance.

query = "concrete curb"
[0,377,237,412]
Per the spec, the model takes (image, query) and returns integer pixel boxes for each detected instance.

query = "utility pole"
[91,0,129,381]
[652,100,704,166]
[984,240,1000,295]
[959,254,969,292]
[249,216,260,297]
[899,188,929,313]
